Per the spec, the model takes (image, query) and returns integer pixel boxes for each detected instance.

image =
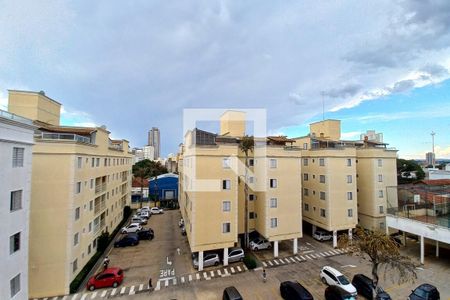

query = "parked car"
[313,230,333,241]
[280,281,314,300]
[250,238,272,250]
[121,223,142,234]
[408,284,440,300]
[325,285,356,300]
[114,235,139,247]
[131,217,147,225]
[138,211,150,219]
[320,266,357,297]
[193,253,220,269]
[150,207,164,214]
[87,268,124,291]
[223,286,243,300]
[352,274,391,300]
[225,247,245,263]
[128,228,154,240]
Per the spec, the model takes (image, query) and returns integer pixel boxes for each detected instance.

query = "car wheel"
[254,247,258,251]
[112,282,118,288]
[267,245,272,249]
[214,261,219,266]
[89,285,95,291]
[321,277,327,284]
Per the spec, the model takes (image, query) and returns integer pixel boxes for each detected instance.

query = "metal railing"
[95,182,107,194]
[38,132,91,144]
[0,110,34,125]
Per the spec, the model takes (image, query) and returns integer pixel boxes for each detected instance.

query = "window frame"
[269,178,277,188]
[270,218,278,228]
[10,190,23,212]
[12,147,24,168]
[269,158,277,168]
[10,232,21,254]
[270,197,277,208]
[222,222,231,233]
[222,201,231,212]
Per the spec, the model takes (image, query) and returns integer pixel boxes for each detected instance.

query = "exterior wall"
[356,148,398,232]
[0,113,35,300]
[301,148,358,232]
[8,90,61,126]
[309,120,341,140]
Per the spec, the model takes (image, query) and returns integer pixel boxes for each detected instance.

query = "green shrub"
[97,231,110,252]
[243,255,257,269]
[69,251,102,293]
[123,205,131,220]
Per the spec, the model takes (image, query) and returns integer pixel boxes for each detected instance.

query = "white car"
[150,207,164,214]
[313,230,333,241]
[193,253,220,269]
[250,238,272,251]
[121,223,142,234]
[320,266,357,297]
[138,211,150,219]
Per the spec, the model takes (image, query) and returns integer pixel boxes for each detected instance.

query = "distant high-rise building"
[148,127,160,159]
[360,130,383,143]
[426,152,435,166]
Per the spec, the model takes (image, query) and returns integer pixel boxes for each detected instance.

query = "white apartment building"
[0,109,36,300]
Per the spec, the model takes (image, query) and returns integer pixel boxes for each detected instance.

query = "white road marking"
[210,271,214,277]
[101,291,107,297]
[300,255,306,260]
[290,257,296,263]
[139,284,144,291]
[80,294,88,300]
[262,261,268,267]
[321,253,327,257]
[295,256,302,261]
[217,269,222,276]
[53,297,59,300]
[91,291,97,299]
[237,266,242,272]
[243,265,248,271]
[203,272,208,279]
[164,280,169,287]
[273,259,279,265]
[224,268,230,275]
[268,260,274,266]
[129,285,135,295]
[189,274,193,281]
[181,276,185,283]
[62,296,68,300]
[305,254,311,260]
[155,280,161,291]
[71,294,79,300]
[173,278,177,285]
[120,287,126,294]
[230,267,236,273]
[303,250,314,254]
[196,273,200,280]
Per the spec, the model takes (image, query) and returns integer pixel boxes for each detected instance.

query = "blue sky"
[1,1,450,159]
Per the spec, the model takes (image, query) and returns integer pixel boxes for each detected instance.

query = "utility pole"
[431,131,436,168]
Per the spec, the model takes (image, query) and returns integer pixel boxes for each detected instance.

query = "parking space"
[106,209,195,287]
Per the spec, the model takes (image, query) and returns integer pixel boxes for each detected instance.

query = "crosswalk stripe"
[139,284,144,291]
[295,256,302,261]
[290,257,296,263]
[53,297,59,300]
[71,294,79,300]
[129,286,135,295]
[268,260,273,266]
[196,273,200,280]
[189,274,193,281]
[165,280,169,287]
[299,255,305,260]
[237,266,242,272]
[274,259,280,265]
[243,265,248,271]
[173,278,177,285]
[217,269,222,276]
[210,271,214,277]
[101,291,107,297]
[230,267,236,273]
[262,261,268,267]
[278,258,285,263]
[80,294,87,300]
[181,276,185,283]
[120,287,126,294]
[203,272,208,279]
[91,291,97,299]
[155,281,161,291]
[43,298,49,300]
[62,296,68,300]
[321,253,327,257]
[305,254,311,259]
[332,250,339,255]
[224,268,229,275]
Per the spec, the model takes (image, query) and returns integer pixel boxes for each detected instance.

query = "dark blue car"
[114,235,139,247]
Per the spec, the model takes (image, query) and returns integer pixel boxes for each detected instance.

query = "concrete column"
[436,241,439,258]
[333,230,337,248]
[403,231,407,247]
[293,238,298,255]
[385,224,389,236]
[274,241,279,258]
[199,251,204,271]
[420,236,424,265]
[348,229,353,240]
[223,247,229,266]
[312,225,316,235]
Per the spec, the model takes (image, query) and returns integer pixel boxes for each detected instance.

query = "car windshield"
[337,275,350,285]
[344,297,356,300]
[414,289,428,298]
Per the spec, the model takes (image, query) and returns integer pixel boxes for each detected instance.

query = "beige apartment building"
[8,90,132,298]
[179,111,302,270]
[294,120,397,246]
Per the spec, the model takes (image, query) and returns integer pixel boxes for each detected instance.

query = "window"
[320,175,326,183]
[222,222,231,233]
[249,212,256,219]
[304,203,309,211]
[249,194,255,201]
[347,158,352,166]
[223,201,231,212]
[303,158,308,166]
[303,188,309,196]
[378,159,383,167]
[12,147,24,167]
[10,274,20,298]
[104,158,107,166]
[319,158,325,166]
[347,192,353,200]
[90,179,94,189]
[73,259,78,273]
[248,176,254,184]
[10,190,22,211]
[269,159,277,168]
[303,143,308,150]
[76,182,81,194]
[379,206,384,214]
[96,158,100,167]
[320,191,326,200]
[91,158,95,167]
[89,200,93,211]
[222,158,231,168]
[88,222,92,232]
[348,209,353,217]
[88,244,91,254]
[74,233,79,246]
[222,180,231,190]
[75,207,80,221]
[378,174,383,182]
[347,175,352,183]
[10,232,20,254]
[270,218,278,228]
[77,157,82,168]
[320,208,326,217]
[270,198,277,208]
[303,173,309,181]
[248,158,254,166]
[269,179,277,188]
[378,190,384,198]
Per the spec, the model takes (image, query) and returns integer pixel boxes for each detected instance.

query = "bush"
[243,255,257,269]
[69,251,102,293]
[123,205,131,219]
[97,231,110,252]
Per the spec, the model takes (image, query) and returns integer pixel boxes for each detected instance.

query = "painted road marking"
[243,265,248,271]
[210,271,215,277]
[305,254,311,260]
[90,292,97,299]
[230,267,236,273]
[189,274,193,281]
[295,256,302,261]
[62,296,68,300]
[224,268,230,275]
[80,295,87,300]
[203,272,208,279]
[290,257,296,263]
[196,273,200,280]
[237,266,242,272]
[217,269,222,276]
[268,260,274,266]
[262,261,268,267]
[100,291,107,297]
[71,294,79,300]
[274,259,280,265]
[181,276,185,283]
[164,280,169,287]
[120,287,126,294]
[129,285,135,295]
[321,253,327,257]
[173,278,177,285]
[155,281,161,291]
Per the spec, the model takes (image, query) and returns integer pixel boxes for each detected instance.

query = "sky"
[1,0,449,159]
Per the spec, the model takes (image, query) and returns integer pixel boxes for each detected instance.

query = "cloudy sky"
[1,0,450,159]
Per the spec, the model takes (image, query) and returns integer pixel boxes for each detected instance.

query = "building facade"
[8,90,132,298]
[426,152,435,167]
[0,109,36,300]
[179,111,302,270]
[148,127,160,159]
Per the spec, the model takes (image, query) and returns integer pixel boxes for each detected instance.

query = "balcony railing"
[95,182,107,194]
[0,109,33,125]
[94,201,106,214]
[38,132,91,144]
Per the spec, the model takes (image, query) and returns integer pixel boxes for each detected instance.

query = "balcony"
[0,109,33,125]
[37,132,92,144]
[95,182,107,194]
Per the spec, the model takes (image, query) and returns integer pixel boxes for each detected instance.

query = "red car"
[87,268,124,291]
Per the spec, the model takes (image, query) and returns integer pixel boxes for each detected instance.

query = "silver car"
[225,247,244,263]
[193,253,220,269]
[250,238,272,250]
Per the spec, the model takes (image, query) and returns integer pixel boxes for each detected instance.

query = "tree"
[132,159,168,208]
[339,227,417,298]
[397,158,425,184]
[134,167,148,208]
[239,135,254,249]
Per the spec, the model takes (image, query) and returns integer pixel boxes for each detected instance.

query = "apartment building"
[179,111,302,270]
[7,90,132,298]
[294,120,397,246]
[0,109,36,300]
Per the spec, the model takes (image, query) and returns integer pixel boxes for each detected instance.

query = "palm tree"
[239,135,254,249]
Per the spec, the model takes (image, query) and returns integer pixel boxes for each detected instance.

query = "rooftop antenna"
[431,131,436,168]
[320,91,325,121]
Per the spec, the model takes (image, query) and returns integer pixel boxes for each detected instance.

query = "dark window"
[10,232,20,254]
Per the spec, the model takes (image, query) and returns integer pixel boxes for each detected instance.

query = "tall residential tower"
[148,127,160,159]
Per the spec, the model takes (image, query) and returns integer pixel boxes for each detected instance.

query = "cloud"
[341,131,361,139]
[435,145,450,158]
